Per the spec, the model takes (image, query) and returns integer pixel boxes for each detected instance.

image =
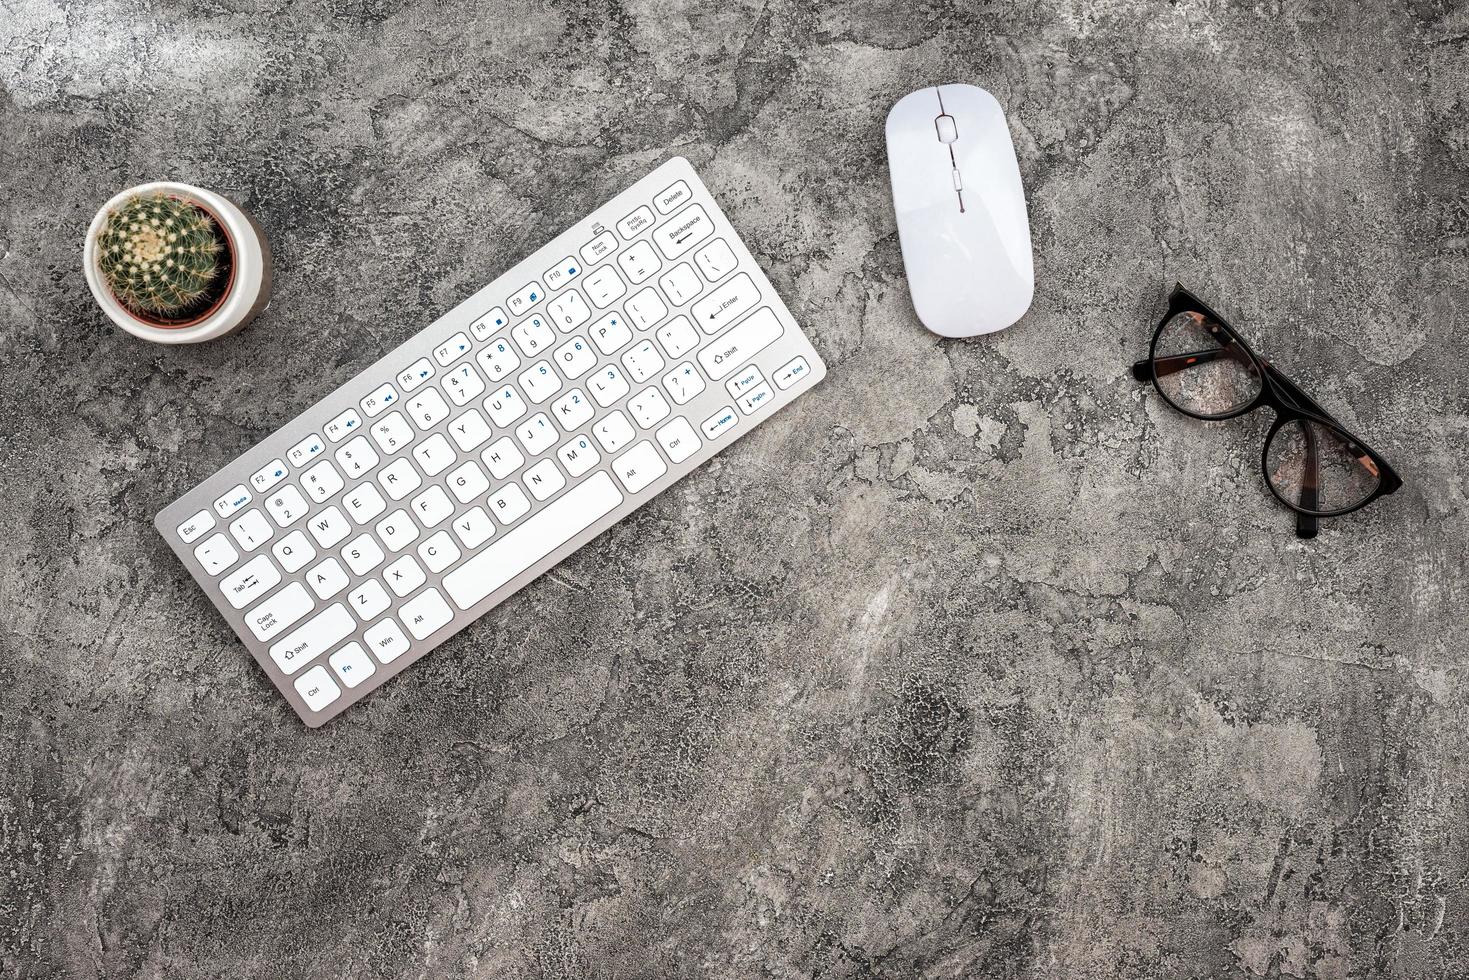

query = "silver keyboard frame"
[155,157,826,727]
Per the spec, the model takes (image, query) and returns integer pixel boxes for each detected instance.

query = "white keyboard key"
[251,459,289,493]
[590,312,632,355]
[485,384,527,427]
[481,437,525,480]
[617,241,662,285]
[384,555,426,597]
[659,262,702,306]
[655,315,699,359]
[512,313,555,357]
[214,485,252,518]
[334,435,379,479]
[470,306,508,341]
[451,507,495,549]
[653,204,713,259]
[410,485,454,528]
[364,617,410,663]
[725,364,764,397]
[593,410,636,454]
[551,388,593,432]
[329,642,376,688]
[442,362,485,406]
[370,411,414,454]
[617,205,656,239]
[264,484,309,527]
[701,405,739,440]
[324,409,362,443]
[508,281,543,316]
[177,509,216,544]
[584,266,626,308]
[374,511,419,553]
[557,434,601,477]
[580,229,618,266]
[553,335,596,379]
[548,290,592,331]
[287,434,326,468]
[612,441,667,494]
[543,256,581,290]
[447,409,493,452]
[194,532,239,575]
[270,603,354,675]
[656,417,701,463]
[662,362,706,405]
[361,383,399,418]
[418,531,461,573]
[307,557,350,599]
[406,388,451,430]
[229,509,273,551]
[397,357,435,392]
[434,332,472,366]
[515,413,557,456]
[344,531,387,573]
[774,355,811,389]
[739,382,776,415]
[488,484,531,525]
[442,472,623,611]
[347,579,391,622]
[411,433,457,477]
[377,457,422,501]
[622,339,665,384]
[476,335,521,382]
[625,286,669,329]
[245,581,313,641]
[628,387,671,428]
[692,272,761,334]
[307,506,351,548]
[655,179,691,214]
[294,665,341,711]
[301,460,344,502]
[697,307,783,380]
[693,237,737,281]
[588,364,630,407]
[343,483,387,524]
[518,360,562,403]
[523,458,566,501]
[446,460,490,503]
[272,530,316,573]
[401,588,454,640]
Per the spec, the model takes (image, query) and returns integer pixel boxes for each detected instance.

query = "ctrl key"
[294,665,341,713]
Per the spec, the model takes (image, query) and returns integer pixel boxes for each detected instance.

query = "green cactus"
[96,192,223,316]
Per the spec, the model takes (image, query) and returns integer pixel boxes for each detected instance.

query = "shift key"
[269,603,355,675]
[697,307,784,380]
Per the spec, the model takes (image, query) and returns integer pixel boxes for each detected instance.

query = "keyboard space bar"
[442,471,624,611]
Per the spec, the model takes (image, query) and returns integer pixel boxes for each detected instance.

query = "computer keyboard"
[154,157,826,727]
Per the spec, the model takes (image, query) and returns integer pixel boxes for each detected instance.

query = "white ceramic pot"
[83,181,271,344]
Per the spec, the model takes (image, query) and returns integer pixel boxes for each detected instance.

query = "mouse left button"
[935,114,958,143]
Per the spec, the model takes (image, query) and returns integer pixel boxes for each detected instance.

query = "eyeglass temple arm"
[1296,421,1320,539]
[1132,347,1243,383]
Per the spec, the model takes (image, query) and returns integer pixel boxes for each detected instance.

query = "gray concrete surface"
[2,1,1467,977]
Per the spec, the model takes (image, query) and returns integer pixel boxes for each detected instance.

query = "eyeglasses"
[1131,285,1401,538]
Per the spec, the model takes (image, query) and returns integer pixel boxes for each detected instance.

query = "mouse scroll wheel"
[935,114,958,143]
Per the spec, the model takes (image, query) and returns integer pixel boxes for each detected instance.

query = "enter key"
[691,272,761,335]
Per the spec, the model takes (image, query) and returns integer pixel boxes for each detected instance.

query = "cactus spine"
[96,193,223,316]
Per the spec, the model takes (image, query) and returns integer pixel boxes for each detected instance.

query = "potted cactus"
[84,182,271,344]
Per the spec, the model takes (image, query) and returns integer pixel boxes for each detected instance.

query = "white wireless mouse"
[885,84,1034,338]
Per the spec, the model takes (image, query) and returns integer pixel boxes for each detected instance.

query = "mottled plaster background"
[3,0,1468,977]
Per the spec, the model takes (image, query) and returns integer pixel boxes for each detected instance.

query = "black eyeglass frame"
[1131,285,1402,539]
